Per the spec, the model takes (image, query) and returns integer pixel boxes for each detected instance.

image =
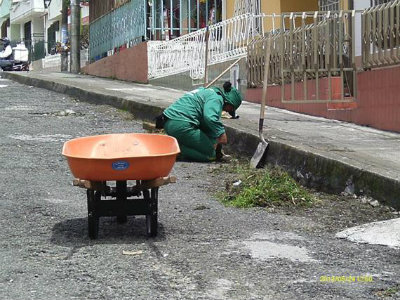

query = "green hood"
[211,86,243,110]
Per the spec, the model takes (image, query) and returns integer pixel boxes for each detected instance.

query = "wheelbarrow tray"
[62,133,180,181]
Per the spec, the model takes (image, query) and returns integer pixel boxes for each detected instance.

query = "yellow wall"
[225,0,319,31]
[260,0,281,14]
[261,0,281,31]
[262,0,318,31]
[280,0,318,13]
[280,0,319,28]
[226,0,235,19]
[340,0,349,10]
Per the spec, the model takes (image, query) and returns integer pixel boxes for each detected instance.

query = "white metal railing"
[148,13,264,80]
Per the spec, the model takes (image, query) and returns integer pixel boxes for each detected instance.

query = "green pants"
[164,119,216,162]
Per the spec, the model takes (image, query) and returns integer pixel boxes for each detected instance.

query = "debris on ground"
[122,250,144,256]
[194,205,210,210]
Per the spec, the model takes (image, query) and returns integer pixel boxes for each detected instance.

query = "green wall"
[0,0,11,20]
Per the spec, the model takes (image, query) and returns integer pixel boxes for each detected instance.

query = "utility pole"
[70,0,81,73]
[60,0,68,71]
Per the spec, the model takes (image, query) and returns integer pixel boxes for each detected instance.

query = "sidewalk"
[2,71,400,208]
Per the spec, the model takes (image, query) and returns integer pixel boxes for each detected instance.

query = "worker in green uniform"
[161,82,242,162]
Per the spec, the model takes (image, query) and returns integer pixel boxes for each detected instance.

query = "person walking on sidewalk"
[161,81,242,162]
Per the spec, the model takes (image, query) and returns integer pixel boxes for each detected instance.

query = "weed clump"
[217,162,315,208]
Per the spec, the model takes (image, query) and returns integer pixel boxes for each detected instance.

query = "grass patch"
[375,284,400,298]
[215,161,315,208]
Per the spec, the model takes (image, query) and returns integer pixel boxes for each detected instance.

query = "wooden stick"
[73,179,104,190]
[205,56,244,88]
[140,176,177,189]
[73,176,177,191]
[204,26,210,87]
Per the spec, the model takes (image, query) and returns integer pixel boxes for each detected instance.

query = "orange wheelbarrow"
[62,133,180,239]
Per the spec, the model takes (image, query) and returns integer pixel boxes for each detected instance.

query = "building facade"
[0,0,88,64]
[9,0,46,57]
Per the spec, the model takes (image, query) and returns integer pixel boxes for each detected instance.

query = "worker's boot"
[216,144,232,162]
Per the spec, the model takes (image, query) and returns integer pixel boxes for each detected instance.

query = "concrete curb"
[3,72,400,208]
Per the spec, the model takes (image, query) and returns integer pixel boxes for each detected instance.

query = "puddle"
[8,134,72,142]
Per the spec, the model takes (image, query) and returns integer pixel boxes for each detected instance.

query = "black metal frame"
[86,180,159,239]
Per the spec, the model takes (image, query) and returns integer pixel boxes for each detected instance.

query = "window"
[371,0,393,6]
[147,0,223,40]
[319,0,340,11]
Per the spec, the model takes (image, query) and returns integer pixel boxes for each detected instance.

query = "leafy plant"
[216,162,315,208]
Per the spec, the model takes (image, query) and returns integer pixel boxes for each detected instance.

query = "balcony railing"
[247,11,357,102]
[148,13,264,80]
[89,0,146,62]
[362,0,400,69]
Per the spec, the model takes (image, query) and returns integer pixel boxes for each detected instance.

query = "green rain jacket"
[163,87,225,139]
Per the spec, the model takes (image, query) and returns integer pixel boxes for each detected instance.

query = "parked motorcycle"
[0,42,30,71]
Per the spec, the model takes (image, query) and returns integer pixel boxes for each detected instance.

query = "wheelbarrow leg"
[116,181,128,224]
[87,190,100,239]
[145,187,159,237]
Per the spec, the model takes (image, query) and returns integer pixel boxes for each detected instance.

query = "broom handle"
[203,26,210,87]
[205,57,244,88]
[259,37,272,141]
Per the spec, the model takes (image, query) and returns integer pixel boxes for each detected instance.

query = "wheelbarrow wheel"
[145,188,158,237]
[87,190,100,239]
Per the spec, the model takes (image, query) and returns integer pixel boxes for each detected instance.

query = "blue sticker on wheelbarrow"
[112,160,130,171]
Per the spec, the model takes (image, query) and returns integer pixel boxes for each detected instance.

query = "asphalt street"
[1,77,399,299]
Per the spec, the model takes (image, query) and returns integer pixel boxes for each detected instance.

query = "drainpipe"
[61,0,68,71]
[70,0,81,73]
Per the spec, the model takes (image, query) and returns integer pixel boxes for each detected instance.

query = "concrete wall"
[31,17,44,39]
[48,0,62,21]
[246,65,400,133]
[32,49,88,72]
[81,42,148,84]
[10,24,19,40]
